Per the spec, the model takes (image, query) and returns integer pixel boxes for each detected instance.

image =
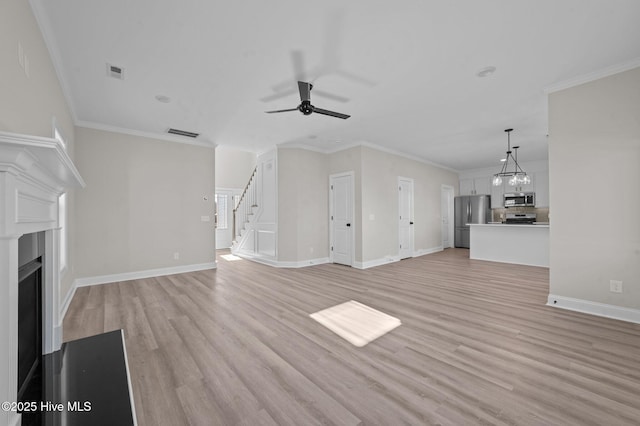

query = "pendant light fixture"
[492,128,530,187]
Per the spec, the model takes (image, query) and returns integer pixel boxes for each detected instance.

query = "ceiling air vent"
[167,128,199,138]
[106,63,124,80]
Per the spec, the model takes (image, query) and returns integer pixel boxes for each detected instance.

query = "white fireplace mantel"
[0,130,84,426]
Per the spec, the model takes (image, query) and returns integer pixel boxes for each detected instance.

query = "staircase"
[232,166,258,245]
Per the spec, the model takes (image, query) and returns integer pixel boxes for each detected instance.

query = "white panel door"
[330,173,353,266]
[441,185,454,248]
[398,177,414,259]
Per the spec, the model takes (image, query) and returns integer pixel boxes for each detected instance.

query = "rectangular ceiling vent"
[167,128,199,138]
[106,63,124,80]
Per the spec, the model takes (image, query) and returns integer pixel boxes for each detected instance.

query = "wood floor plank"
[63,248,640,425]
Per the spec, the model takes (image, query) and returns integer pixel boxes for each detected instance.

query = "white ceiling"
[31,0,640,171]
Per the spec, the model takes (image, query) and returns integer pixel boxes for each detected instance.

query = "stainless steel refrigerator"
[454,195,491,248]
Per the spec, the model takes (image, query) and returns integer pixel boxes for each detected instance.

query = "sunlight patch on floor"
[310,300,401,347]
[221,254,243,261]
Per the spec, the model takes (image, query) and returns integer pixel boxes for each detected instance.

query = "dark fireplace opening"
[18,257,42,401]
[17,232,45,426]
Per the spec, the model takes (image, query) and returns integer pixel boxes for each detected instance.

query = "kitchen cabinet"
[515,180,534,193]
[470,223,549,267]
[459,177,491,196]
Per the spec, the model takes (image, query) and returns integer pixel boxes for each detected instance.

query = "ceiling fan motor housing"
[299,101,314,115]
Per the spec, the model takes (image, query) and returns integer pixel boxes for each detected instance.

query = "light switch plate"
[201,215,210,222]
[609,280,623,293]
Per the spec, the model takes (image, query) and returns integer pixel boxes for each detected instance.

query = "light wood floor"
[63,249,640,425]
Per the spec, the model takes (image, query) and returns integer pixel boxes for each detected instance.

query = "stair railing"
[233,166,258,241]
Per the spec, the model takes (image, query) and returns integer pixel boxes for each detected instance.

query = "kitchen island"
[469,223,549,267]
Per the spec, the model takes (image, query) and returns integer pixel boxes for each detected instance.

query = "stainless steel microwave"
[504,192,535,207]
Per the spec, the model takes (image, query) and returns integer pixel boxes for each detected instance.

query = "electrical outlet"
[609,280,623,293]
[173,252,180,260]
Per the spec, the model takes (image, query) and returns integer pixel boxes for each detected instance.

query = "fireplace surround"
[1,131,84,426]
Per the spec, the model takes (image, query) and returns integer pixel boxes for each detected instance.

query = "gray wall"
[549,66,640,309]
[215,147,257,189]
[0,0,74,139]
[278,148,329,262]
[74,127,216,278]
[276,144,459,265]
[360,146,459,262]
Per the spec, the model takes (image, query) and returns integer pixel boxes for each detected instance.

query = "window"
[54,121,68,274]
[215,194,228,230]
[59,193,67,273]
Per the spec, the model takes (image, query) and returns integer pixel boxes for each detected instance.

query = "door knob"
[346,223,351,227]
[410,222,414,225]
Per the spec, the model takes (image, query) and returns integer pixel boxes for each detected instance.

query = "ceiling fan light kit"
[265,81,350,119]
[492,128,530,187]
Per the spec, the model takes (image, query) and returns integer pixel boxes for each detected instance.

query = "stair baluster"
[232,166,258,242]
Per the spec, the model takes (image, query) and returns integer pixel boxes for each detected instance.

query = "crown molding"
[544,57,640,94]
[358,141,459,173]
[278,140,459,173]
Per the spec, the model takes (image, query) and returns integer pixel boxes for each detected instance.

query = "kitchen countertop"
[471,223,549,228]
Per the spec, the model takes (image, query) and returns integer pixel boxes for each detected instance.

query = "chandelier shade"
[492,129,530,187]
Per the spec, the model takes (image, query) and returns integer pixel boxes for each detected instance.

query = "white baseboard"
[52,323,63,352]
[413,246,444,257]
[353,246,443,269]
[353,256,399,269]
[234,246,444,270]
[232,251,330,268]
[231,250,277,265]
[274,257,331,268]
[547,294,640,324]
[72,262,217,288]
[60,279,79,320]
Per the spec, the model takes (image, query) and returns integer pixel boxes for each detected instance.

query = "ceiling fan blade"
[313,107,350,119]
[265,108,298,114]
[298,81,311,102]
[260,89,297,103]
[271,50,308,93]
[312,89,349,103]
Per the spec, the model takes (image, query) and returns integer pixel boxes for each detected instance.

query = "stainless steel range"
[504,213,537,224]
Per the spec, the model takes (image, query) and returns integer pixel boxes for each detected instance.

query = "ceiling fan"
[265,81,350,119]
